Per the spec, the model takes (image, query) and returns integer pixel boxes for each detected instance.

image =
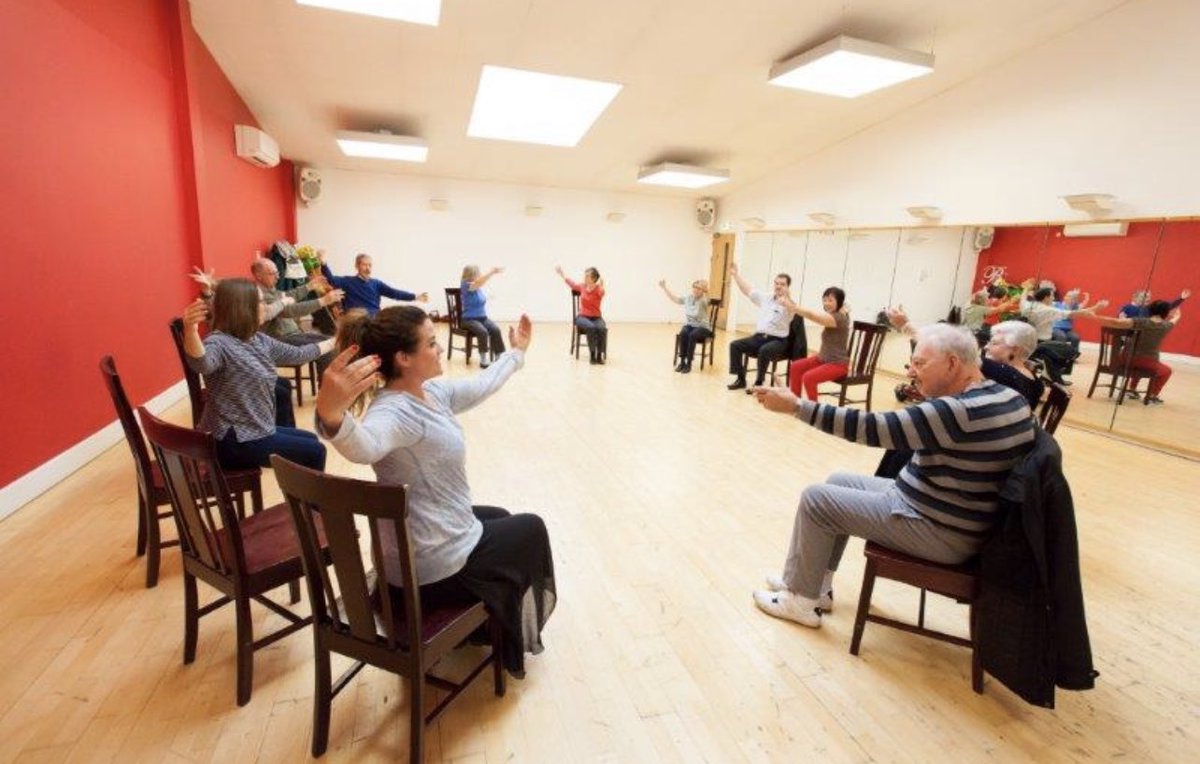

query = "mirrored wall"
[738,220,1198,458]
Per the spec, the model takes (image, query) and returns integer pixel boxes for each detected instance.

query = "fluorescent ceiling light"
[336,130,428,162]
[769,35,933,98]
[467,65,622,147]
[636,162,729,189]
[296,0,441,26]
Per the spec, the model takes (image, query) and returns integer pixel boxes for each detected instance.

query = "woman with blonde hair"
[315,306,555,677]
[459,264,506,367]
[658,278,712,373]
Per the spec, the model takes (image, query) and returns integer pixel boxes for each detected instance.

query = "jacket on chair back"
[976,427,1099,708]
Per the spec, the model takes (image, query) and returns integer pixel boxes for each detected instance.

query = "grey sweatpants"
[781,472,982,598]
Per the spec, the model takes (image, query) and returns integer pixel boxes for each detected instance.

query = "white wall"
[297,170,712,323]
[719,0,1200,229]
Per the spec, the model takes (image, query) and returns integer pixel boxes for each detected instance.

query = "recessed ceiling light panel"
[636,162,729,189]
[769,35,933,98]
[467,65,622,147]
[336,130,428,162]
[296,0,441,26]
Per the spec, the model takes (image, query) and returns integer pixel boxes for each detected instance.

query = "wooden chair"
[819,321,889,411]
[1087,326,1146,405]
[99,356,263,588]
[271,456,504,760]
[168,317,207,427]
[1038,382,1072,435]
[850,543,984,693]
[444,287,478,364]
[279,359,318,407]
[744,314,808,386]
[139,408,316,706]
[672,299,722,370]
[570,288,606,361]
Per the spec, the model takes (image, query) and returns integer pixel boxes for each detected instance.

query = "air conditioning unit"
[1062,222,1128,238]
[234,125,280,168]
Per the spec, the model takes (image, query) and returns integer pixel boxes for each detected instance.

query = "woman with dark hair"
[556,264,606,364]
[314,307,555,677]
[1092,298,1185,404]
[782,286,851,400]
[180,278,331,470]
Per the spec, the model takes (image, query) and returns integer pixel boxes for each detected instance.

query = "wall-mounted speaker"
[298,168,322,205]
[973,225,995,251]
[696,198,716,230]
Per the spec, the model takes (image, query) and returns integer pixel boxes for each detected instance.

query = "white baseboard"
[0,380,189,523]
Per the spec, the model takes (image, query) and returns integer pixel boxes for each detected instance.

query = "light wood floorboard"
[1,323,1197,763]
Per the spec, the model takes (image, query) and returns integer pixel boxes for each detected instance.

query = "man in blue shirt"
[320,252,428,315]
[1119,288,1190,319]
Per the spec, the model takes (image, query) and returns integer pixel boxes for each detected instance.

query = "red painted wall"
[0,0,295,491]
[973,221,1199,355]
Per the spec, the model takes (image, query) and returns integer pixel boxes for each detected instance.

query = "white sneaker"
[752,590,821,628]
[763,575,833,613]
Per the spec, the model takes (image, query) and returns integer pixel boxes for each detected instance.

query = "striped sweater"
[795,379,1036,537]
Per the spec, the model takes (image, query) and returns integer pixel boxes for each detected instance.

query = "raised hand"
[416,292,430,303]
[728,261,739,276]
[554,265,565,277]
[1182,288,1192,300]
[189,267,218,293]
[657,279,666,288]
[319,289,345,307]
[886,305,909,329]
[509,314,533,352]
[316,345,380,432]
[182,298,209,329]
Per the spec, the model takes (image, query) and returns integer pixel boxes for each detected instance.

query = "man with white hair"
[750,323,1036,628]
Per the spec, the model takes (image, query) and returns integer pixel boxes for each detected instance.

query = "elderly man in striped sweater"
[750,323,1036,627]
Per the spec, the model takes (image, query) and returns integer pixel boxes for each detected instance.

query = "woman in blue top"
[460,264,506,367]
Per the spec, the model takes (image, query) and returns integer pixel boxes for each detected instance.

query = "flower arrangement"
[294,244,321,274]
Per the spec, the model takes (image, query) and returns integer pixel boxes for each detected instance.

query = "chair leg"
[308,361,318,396]
[849,559,878,655]
[490,617,506,697]
[294,366,304,407]
[145,505,161,589]
[235,594,254,706]
[409,667,425,764]
[183,572,199,663]
[288,579,301,604]
[970,604,984,694]
[135,491,148,557]
[312,639,332,756]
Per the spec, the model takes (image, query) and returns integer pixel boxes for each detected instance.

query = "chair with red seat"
[99,355,262,588]
[139,407,317,706]
[271,455,504,760]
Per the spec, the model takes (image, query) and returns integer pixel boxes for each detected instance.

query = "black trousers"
[729,334,786,381]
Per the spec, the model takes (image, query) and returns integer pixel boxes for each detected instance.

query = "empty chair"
[139,407,316,706]
[271,456,504,760]
[444,286,478,363]
[819,321,888,411]
[99,355,263,587]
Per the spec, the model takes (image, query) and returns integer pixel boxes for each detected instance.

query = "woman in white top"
[658,278,712,373]
[315,306,555,677]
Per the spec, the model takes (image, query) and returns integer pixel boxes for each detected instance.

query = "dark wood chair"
[1087,326,1146,405]
[570,288,606,361]
[169,317,207,427]
[819,321,889,411]
[278,359,318,407]
[139,408,316,706]
[99,356,263,588]
[271,456,504,760]
[850,542,984,694]
[444,287,478,364]
[672,299,722,370]
[1038,382,1072,435]
[745,314,808,386]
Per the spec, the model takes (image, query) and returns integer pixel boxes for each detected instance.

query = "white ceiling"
[190,0,1128,198]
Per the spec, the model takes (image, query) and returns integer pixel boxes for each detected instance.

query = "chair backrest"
[706,298,722,331]
[1096,326,1138,372]
[169,317,206,427]
[444,287,464,330]
[785,314,808,359]
[1038,383,1072,435]
[271,456,421,652]
[99,355,155,501]
[845,321,888,379]
[571,288,581,322]
[138,407,246,578]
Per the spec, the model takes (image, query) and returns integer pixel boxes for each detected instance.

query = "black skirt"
[404,506,556,677]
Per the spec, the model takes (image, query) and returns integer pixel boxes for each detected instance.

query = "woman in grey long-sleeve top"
[315,306,555,677]
[181,278,332,471]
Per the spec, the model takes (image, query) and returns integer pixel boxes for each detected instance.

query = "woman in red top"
[556,265,607,364]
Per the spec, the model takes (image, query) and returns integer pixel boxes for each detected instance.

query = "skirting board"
[0,380,189,522]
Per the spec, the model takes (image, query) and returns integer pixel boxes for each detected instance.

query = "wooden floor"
[2,324,1198,763]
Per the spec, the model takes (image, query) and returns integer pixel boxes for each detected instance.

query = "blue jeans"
[217,427,326,472]
[462,317,506,358]
[677,325,713,363]
[574,316,607,359]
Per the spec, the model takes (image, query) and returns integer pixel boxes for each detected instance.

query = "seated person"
[784,287,851,401]
[1051,288,1090,355]
[1093,299,1184,404]
[460,264,507,367]
[726,261,792,390]
[658,278,713,373]
[1119,288,1190,319]
[251,258,343,375]
[556,265,607,364]
[749,324,1035,627]
[320,251,427,316]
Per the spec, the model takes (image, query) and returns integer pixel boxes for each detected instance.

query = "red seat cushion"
[216,504,326,588]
